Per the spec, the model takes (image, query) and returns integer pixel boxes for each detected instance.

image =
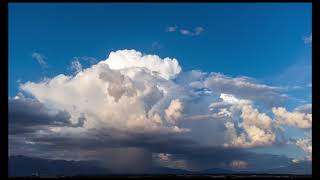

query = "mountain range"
[8,155,311,177]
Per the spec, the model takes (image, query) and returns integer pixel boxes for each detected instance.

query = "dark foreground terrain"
[9,174,312,178]
[9,155,311,178]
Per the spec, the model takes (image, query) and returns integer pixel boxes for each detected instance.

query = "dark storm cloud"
[21,127,194,151]
[8,97,85,135]
[9,125,293,171]
[8,95,294,172]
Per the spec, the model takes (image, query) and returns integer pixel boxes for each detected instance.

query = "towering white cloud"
[210,94,277,148]
[20,50,187,135]
[272,107,312,129]
[296,138,312,161]
[12,49,312,168]
[19,50,290,149]
[102,49,181,80]
[165,99,184,124]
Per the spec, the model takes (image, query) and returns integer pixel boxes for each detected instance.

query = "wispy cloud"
[303,33,312,45]
[72,56,97,64]
[83,57,97,64]
[70,59,82,73]
[307,83,312,88]
[194,27,204,35]
[166,25,178,32]
[180,29,193,36]
[151,41,163,50]
[167,26,204,36]
[69,56,97,73]
[32,52,48,69]
[276,62,311,87]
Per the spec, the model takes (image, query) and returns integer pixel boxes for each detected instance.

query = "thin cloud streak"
[167,26,204,36]
[32,52,48,69]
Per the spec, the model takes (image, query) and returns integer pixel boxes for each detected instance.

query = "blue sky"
[9,3,311,97]
[8,3,312,171]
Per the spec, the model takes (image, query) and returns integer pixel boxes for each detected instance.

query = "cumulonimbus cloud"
[10,49,312,170]
[20,49,187,135]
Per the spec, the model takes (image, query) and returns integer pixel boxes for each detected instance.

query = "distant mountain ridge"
[261,161,311,175]
[8,155,311,177]
[198,167,234,174]
[9,155,107,177]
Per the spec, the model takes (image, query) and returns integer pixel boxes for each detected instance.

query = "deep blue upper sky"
[9,3,311,100]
